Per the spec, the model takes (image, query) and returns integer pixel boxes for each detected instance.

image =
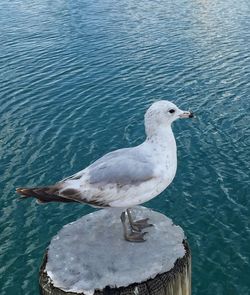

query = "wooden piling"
[39,207,191,295]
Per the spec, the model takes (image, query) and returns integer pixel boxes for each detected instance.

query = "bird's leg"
[120,211,147,242]
[126,208,153,232]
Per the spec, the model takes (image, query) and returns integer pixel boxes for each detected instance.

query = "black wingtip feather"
[15,186,78,203]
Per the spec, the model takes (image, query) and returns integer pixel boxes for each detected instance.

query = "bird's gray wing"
[88,147,155,186]
[57,147,155,206]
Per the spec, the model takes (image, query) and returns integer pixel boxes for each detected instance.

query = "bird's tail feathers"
[16,186,78,204]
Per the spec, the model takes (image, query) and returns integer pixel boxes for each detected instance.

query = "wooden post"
[39,207,191,295]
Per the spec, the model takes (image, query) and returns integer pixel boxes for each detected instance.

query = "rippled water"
[0,0,249,294]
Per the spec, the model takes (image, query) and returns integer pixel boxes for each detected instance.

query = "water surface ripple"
[0,0,249,294]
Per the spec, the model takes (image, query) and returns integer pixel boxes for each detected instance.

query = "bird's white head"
[144,100,193,138]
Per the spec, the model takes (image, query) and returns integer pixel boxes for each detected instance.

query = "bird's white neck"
[146,124,176,150]
[144,124,177,185]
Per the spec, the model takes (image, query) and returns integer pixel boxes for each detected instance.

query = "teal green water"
[0,0,250,294]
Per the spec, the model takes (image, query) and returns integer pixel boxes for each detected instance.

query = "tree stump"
[39,207,191,295]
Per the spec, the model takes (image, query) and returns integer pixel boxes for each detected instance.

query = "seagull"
[16,100,193,242]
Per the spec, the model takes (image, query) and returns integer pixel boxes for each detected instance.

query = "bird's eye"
[169,109,175,114]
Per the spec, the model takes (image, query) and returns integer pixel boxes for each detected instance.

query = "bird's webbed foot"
[120,211,148,242]
[124,230,148,242]
[130,218,153,232]
[126,209,154,232]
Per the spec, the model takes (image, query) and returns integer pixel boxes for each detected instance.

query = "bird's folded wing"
[58,148,156,206]
[87,148,155,185]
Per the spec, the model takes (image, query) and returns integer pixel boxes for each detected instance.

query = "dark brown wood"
[39,240,191,295]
